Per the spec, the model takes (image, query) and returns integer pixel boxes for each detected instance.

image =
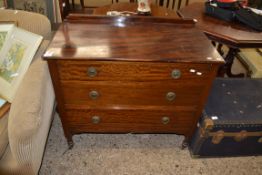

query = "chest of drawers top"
[43,16,223,64]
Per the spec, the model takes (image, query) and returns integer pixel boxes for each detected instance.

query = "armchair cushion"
[8,40,51,139]
[0,9,55,175]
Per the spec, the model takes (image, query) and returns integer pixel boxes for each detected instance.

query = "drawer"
[56,60,212,81]
[64,107,195,134]
[61,81,205,106]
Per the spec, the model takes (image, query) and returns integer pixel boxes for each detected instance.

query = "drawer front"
[57,60,212,81]
[61,81,205,106]
[64,108,195,133]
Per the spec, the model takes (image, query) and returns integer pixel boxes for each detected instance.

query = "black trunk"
[190,78,262,157]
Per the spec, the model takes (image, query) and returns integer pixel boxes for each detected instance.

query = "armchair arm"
[0,9,52,39]
[6,40,55,174]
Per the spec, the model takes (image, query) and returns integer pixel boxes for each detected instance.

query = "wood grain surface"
[0,102,10,119]
[44,16,223,63]
[65,107,194,134]
[44,16,224,146]
[56,61,213,81]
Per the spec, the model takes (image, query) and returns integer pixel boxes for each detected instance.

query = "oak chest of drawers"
[43,16,224,148]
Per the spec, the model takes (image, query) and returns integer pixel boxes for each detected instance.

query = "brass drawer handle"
[166,92,176,101]
[162,116,170,125]
[89,90,99,100]
[171,69,181,79]
[87,67,97,77]
[91,116,101,124]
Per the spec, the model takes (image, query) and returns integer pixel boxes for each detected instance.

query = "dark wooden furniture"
[59,0,85,19]
[93,2,179,17]
[59,0,69,19]
[43,16,224,148]
[112,0,188,10]
[157,0,189,10]
[178,2,262,77]
[70,0,85,9]
[0,102,10,119]
[112,0,136,3]
[60,1,188,19]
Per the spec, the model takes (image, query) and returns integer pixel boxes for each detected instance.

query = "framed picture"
[0,23,15,52]
[0,24,43,102]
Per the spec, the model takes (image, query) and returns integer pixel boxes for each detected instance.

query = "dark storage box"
[205,2,237,22]
[190,78,262,157]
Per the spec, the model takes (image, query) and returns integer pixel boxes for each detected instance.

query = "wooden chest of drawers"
[43,16,224,148]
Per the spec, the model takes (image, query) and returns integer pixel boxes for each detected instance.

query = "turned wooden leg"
[56,105,59,114]
[217,43,224,56]
[61,0,70,19]
[80,0,84,8]
[181,138,189,150]
[68,140,74,149]
[217,48,244,78]
[66,133,74,149]
[211,41,216,47]
[212,41,224,56]
[62,126,74,149]
[72,0,75,9]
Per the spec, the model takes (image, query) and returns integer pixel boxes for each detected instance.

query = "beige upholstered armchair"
[0,9,55,175]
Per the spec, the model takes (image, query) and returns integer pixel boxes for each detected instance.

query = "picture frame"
[0,24,43,102]
[0,23,15,52]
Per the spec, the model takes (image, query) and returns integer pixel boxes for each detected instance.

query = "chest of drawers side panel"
[47,59,74,144]
[185,64,221,140]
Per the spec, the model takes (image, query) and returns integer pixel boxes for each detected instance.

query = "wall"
[0,0,5,7]
[6,0,61,23]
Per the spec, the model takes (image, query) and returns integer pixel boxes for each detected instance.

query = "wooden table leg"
[217,43,224,56]
[211,42,224,56]
[0,102,11,119]
[65,132,74,149]
[80,0,84,8]
[181,137,189,150]
[72,0,75,9]
[217,48,244,78]
[59,0,70,20]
